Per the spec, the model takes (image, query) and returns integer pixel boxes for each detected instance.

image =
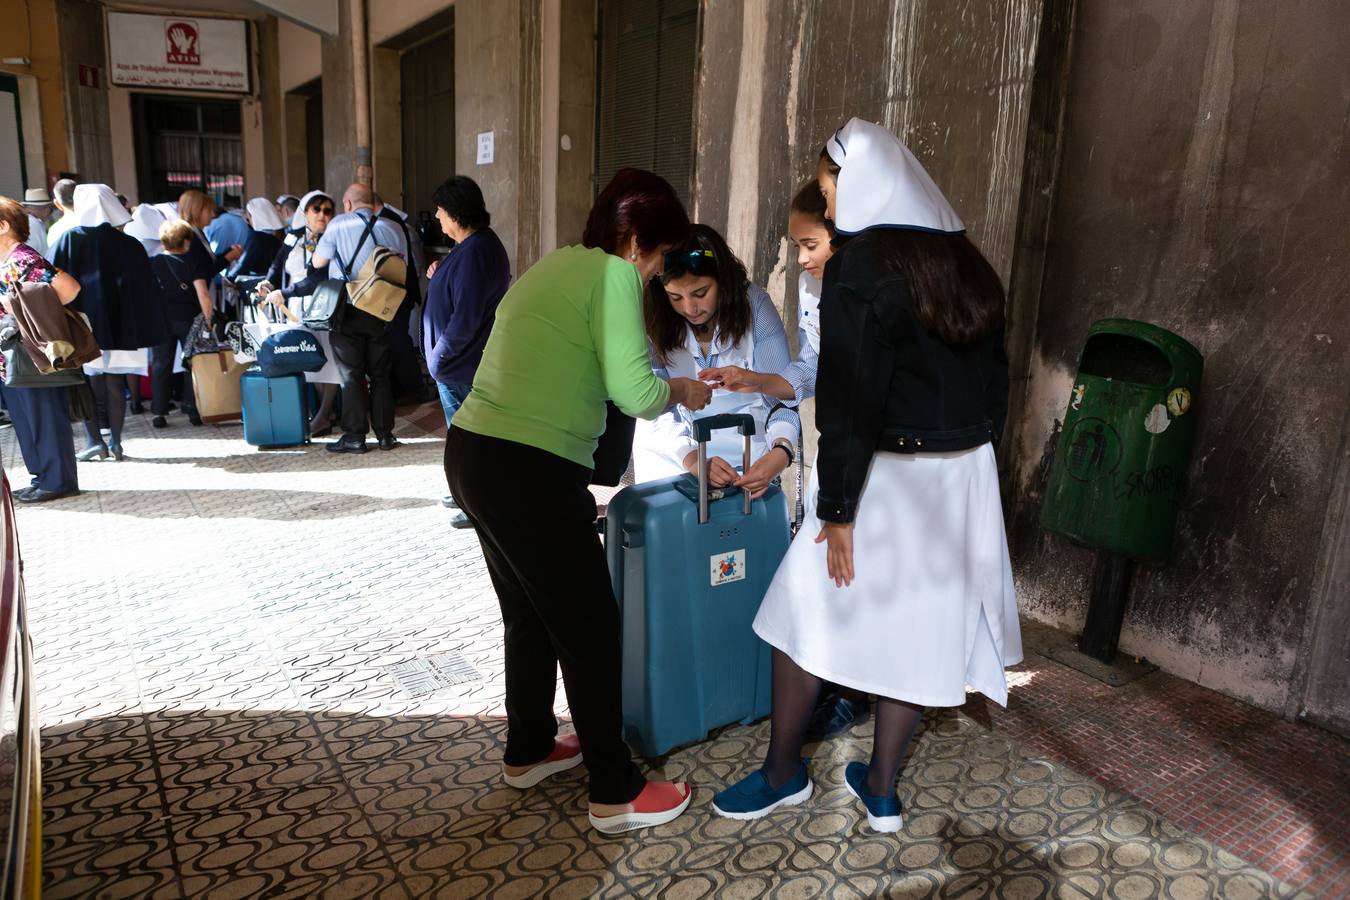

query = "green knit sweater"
[451,245,671,468]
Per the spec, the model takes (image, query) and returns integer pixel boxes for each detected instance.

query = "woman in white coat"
[712,118,1021,832]
[635,224,800,498]
[255,190,341,434]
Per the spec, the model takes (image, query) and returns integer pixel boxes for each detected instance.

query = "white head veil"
[290,190,333,230]
[824,118,963,235]
[72,183,133,228]
[154,201,179,221]
[245,197,286,232]
[125,204,169,251]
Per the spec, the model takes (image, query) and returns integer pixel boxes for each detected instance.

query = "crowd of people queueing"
[0,176,503,504]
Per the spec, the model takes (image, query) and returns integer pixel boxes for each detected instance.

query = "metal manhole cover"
[385,652,483,698]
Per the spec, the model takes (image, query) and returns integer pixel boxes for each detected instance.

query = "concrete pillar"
[455,0,545,276]
[256,16,288,200]
[555,0,596,247]
[283,94,308,192]
[320,0,358,192]
[56,0,113,182]
[371,47,403,207]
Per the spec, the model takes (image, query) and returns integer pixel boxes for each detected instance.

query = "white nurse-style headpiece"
[825,118,964,236]
[72,183,132,229]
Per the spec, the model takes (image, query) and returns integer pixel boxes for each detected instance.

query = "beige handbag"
[346,246,408,322]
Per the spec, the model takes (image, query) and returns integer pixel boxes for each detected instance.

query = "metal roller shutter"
[595,0,699,205]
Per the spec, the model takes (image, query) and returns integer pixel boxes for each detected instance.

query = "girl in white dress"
[712,118,1021,832]
[701,181,872,738]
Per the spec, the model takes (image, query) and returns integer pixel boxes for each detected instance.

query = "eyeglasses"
[310,206,335,216]
[663,248,716,275]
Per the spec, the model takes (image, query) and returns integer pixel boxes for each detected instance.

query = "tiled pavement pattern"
[959,631,1350,896]
[3,406,1342,898]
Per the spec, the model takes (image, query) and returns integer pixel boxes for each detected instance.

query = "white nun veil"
[72,183,133,228]
[824,118,963,235]
[289,190,333,230]
[246,197,286,232]
[125,204,169,255]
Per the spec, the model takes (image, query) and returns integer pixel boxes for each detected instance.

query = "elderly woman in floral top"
[0,196,83,502]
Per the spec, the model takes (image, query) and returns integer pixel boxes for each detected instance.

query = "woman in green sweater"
[446,169,712,834]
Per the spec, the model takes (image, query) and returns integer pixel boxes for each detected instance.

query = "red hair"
[583,168,689,255]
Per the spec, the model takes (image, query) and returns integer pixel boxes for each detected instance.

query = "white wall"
[278,18,322,91]
[368,0,452,45]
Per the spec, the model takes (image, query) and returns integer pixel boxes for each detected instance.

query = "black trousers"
[330,307,394,440]
[444,427,646,804]
[387,299,424,402]
[150,316,197,417]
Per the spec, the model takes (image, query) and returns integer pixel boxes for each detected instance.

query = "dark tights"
[83,374,128,448]
[763,649,924,797]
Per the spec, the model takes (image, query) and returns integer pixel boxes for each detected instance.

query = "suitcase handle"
[693,414,755,524]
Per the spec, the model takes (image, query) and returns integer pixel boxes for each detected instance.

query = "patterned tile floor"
[5,404,1343,898]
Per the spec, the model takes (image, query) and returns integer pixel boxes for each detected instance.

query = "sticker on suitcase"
[711,549,746,587]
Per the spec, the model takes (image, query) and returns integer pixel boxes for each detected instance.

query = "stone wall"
[1006,0,1350,719]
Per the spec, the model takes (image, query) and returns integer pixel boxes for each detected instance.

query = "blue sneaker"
[712,761,813,820]
[844,761,903,832]
[807,693,870,740]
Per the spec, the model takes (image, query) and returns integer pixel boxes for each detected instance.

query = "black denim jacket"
[814,233,1010,524]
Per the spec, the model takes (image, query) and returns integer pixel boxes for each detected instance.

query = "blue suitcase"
[241,368,309,448]
[605,414,790,756]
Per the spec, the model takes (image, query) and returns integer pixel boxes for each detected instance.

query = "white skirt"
[753,444,1023,708]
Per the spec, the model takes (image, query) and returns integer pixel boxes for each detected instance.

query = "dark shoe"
[0,411,11,426]
[327,436,368,454]
[187,410,203,426]
[311,423,334,438]
[451,511,474,529]
[712,761,813,820]
[12,485,37,500]
[151,416,168,429]
[109,442,125,462]
[843,761,903,833]
[77,444,109,462]
[377,435,400,451]
[129,402,145,415]
[441,495,459,509]
[806,693,870,741]
[16,487,77,504]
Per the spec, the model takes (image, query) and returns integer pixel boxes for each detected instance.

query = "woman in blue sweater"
[422,176,512,527]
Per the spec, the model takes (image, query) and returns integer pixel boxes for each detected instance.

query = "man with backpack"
[270,183,408,453]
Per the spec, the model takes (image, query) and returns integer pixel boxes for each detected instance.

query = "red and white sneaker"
[501,735,584,789]
[588,781,692,835]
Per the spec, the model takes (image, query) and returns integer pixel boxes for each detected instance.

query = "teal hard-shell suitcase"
[605,414,790,756]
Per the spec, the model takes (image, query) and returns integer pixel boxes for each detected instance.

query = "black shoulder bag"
[301,214,378,332]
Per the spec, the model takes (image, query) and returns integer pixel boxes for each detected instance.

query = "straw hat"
[22,188,53,207]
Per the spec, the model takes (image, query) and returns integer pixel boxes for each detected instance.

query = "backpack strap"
[337,212,380,280]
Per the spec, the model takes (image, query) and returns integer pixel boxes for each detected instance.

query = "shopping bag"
[189,349,245,423]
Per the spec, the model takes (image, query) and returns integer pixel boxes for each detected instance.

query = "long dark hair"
[818,145,1003,344]
[584,168,689,255]
[645,224,752,366]
[790,178,834,237]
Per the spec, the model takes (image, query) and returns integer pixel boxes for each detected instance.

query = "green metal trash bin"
[1041,319,1203,562]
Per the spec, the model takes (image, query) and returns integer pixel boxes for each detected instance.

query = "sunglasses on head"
[663,248,716,275]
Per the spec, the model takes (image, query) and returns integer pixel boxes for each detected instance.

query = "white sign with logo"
[107,12,250,93]
[710,549,746,587]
